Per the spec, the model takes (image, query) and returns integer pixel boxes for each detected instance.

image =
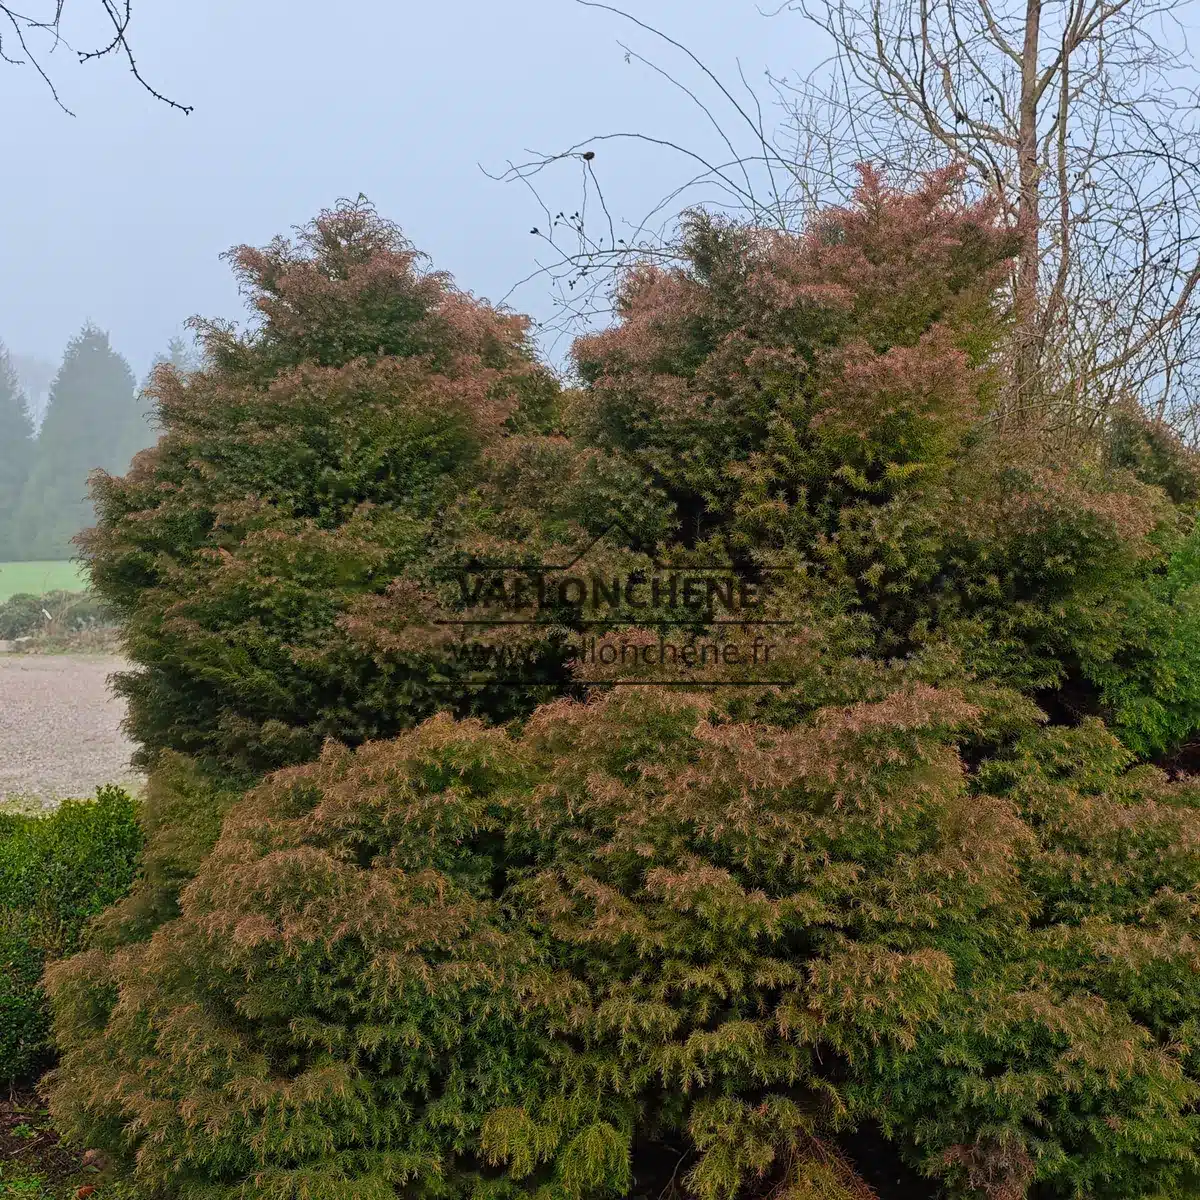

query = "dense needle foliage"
[83,198,565,780]
[45,689,1200,1199]
[46,176,1200,1199]
[568,169,1200,752]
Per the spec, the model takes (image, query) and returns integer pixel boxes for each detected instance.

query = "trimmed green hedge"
[0,786,142,1083]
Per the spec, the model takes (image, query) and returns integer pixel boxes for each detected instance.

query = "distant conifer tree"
[0,341,34,561]
[13,325,137,560]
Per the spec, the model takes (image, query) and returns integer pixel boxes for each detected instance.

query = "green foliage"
[44,177,1200,1200]
[11,326,142,562]
[0,787,142,1083]
[45,689,1200,1199]
[868,717,1200,1198]
[570,167,1012,557]
[0,344,34,563]
[83,198,569,782]
[568,168,1200,757]
[0,593,44,640]
[87,754,244,948]
[1104,400,1200,507]
[1071,514,1200,755]
[46,726,562,1199]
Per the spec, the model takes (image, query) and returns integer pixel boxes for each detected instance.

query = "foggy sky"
[0,1,816,380]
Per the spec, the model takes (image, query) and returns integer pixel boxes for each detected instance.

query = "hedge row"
[0,786,142,1083]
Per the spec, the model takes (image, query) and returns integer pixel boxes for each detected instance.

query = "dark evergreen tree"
[0,343,33,561]
[14,326,138,560]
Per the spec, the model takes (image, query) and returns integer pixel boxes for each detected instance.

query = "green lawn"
[0,561,89,603]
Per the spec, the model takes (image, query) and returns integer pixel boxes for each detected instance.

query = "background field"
[0,561,87,602]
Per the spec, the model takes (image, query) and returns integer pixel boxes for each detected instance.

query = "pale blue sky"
[0,1,818,379]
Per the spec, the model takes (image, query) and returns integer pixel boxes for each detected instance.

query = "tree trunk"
[1013,0,1043,426]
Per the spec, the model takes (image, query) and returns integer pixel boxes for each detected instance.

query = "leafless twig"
[0,1,189,114]
[780,0,1200,435]
[486,0,812,351]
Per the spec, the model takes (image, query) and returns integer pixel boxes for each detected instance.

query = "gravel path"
[0,654,141,805]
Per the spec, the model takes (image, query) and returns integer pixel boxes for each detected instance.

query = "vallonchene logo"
[427,522,804,688]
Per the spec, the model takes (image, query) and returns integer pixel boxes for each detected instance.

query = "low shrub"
[0,786,142,1083]
[0,592,43,639]
[45,685,1200,1199]
[0,589,116,641]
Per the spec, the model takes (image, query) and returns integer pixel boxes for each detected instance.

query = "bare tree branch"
[783,0,1200,433]
[493,0,1200,442]
[486,3,816,348]
[0,1,189,114]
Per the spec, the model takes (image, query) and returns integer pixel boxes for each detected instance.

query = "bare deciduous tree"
[499,0,1200,439]
[489,1,809,351]
[1,1,189,114]
[782,0,1200,433]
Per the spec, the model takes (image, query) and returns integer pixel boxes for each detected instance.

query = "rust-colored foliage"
[82,198,569,781]
[45,687,1200,1199]
[52,177,1200,1200]
[570,166,1011,553]
[569,168,1200,749]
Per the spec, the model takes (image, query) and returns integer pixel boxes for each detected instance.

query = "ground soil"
[0,1089,80,1189]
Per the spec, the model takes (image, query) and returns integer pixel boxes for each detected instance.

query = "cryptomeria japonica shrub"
[72,200,664,972]
[49,173,1200,1200]
[568,167,1200,755]
[79,177,1200,943]
[84,177,1200,792]
[40,682,983,1199]
[82,197,571,784]
[44,684,1200,1199]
